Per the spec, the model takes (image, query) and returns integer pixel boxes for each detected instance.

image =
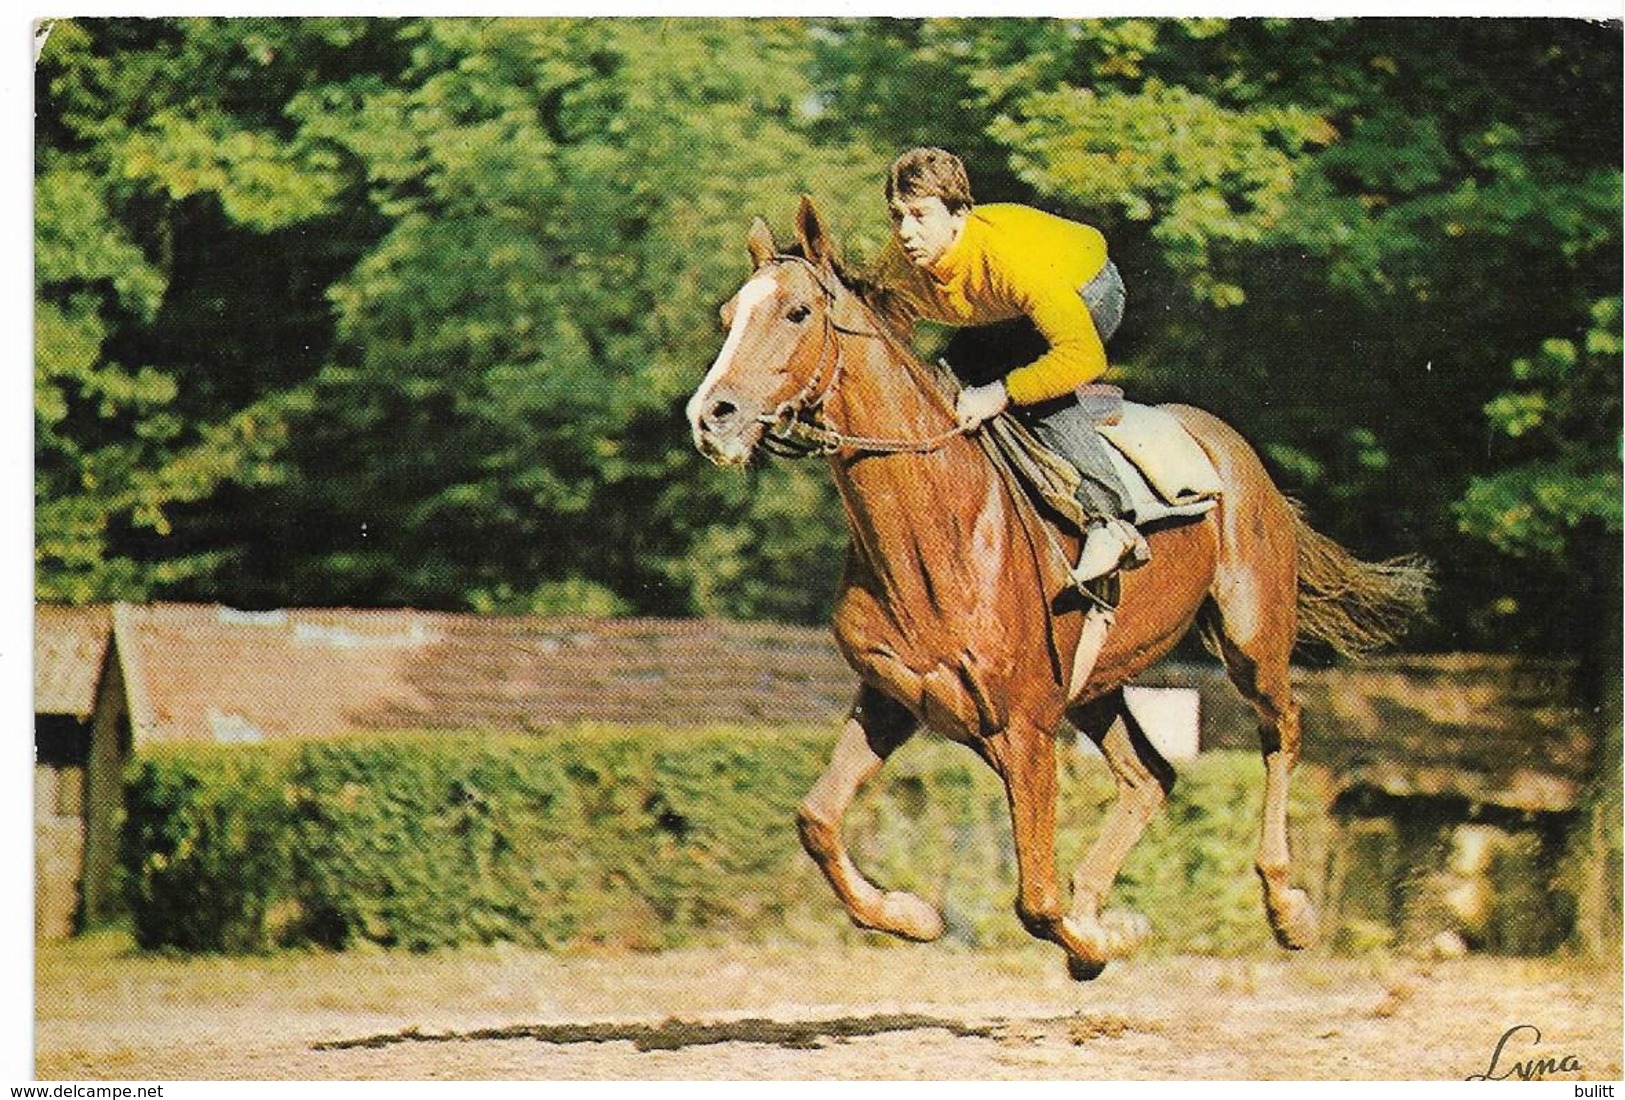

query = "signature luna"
[1467,1024,1583,1081]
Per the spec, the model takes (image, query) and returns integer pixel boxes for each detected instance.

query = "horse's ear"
[746,217,776,269]
[795,194,836,268]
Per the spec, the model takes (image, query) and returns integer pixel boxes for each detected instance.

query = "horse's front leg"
[797,685,941,942]
[986,719,1110,981]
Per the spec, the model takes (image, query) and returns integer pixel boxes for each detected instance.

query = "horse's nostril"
[708,400,738,425]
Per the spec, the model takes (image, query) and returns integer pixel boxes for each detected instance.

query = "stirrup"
[1075,574,1120,614]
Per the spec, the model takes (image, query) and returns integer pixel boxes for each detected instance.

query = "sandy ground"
[34,935,1623,1081]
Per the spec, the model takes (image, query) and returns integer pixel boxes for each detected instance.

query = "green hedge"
[120,728,1332,954]
[120,745,299,952]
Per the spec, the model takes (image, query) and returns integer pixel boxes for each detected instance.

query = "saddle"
[983,383,1221,535]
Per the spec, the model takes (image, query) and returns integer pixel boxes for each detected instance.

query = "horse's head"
[687,197,860,466]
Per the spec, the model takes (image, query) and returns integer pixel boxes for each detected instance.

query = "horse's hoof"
[878,891,944,942]
[1269,888,1320,950]
[1067,955,1107,982]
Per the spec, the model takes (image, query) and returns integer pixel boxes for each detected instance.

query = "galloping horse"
[686,196,1430,980]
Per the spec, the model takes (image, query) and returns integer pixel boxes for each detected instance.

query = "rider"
[874,146,1147,585]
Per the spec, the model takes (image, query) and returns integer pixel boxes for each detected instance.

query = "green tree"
[269,18,881,617]
[1456,297,1622,561]
[34,18,399,602]
[1454,298,1622,653]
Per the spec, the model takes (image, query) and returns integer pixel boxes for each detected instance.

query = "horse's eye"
[787,304,812,324]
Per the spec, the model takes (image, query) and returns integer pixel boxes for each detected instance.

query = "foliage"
[227,17,885,615]
[1456,297,1622,561]
[121,730,1332,956]
[996,71,1332,303]
[34,18,392,603]
[285,730,835,951]
[33,17,1624,657]
[287,736,591,950]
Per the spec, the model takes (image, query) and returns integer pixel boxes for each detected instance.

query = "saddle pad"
[1097,403,1223,507]
[1104,448,1217,526]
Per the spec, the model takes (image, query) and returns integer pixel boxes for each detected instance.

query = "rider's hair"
[886,147,974,213]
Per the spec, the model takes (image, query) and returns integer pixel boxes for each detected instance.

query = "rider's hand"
[955,381,1009,431]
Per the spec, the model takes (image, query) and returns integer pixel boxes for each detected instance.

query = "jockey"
[875,146,1147,586]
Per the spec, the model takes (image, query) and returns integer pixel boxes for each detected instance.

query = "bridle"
[754,255,971,458]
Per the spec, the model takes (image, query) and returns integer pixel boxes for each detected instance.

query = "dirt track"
[35,937,1623,1080]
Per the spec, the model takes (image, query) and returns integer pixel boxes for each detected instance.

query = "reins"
[762,407,973,458]
[755,256,971,458]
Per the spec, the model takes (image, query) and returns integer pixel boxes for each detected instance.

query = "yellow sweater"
[878,203,1111,405]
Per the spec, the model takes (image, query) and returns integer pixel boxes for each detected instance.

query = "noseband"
[755,256,969,458]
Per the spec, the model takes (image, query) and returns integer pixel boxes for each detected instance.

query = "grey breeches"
[1022,400,1130,519]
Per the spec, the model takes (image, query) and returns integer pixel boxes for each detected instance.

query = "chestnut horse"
[687,197,1430,980]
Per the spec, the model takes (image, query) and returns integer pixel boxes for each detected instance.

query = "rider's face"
[889,195,966,270]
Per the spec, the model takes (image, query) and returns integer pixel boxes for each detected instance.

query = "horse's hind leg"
[1228,649,1319,948]
[1061,690,1172,975]
[1206,567,1321,950]
[797,684,942,942]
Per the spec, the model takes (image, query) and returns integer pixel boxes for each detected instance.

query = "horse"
[686,196,1431,980]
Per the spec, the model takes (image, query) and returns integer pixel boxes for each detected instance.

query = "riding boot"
[1070,517,1150,586]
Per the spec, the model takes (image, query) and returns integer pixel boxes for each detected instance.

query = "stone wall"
[35,764,84,940]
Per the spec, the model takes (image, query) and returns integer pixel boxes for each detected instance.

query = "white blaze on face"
[687,273,778,435]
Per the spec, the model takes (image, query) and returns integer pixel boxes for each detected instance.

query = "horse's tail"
[1290,501,1433,659]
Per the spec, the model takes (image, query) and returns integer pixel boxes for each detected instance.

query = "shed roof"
[111,602,857,746]
[35,604,113,719]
